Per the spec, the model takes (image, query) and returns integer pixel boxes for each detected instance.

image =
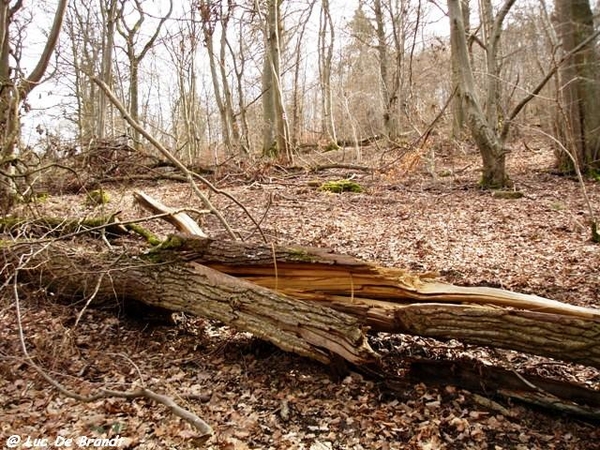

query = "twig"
[74,273,105,328]
[8,210,209,247]
[11,255,213,439]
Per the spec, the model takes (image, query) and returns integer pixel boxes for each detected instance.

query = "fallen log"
[4,233,600,370]
[4,240,375,366]
[405,359,600,420]
[148,235,600,369]
[4,228,600,419]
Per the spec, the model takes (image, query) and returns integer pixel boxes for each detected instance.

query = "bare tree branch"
[20,0,68,97]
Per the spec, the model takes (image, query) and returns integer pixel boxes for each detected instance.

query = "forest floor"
[1,139,600,449]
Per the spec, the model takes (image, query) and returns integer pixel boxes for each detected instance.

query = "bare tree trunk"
[116,0,172,151]
[65,1,100,145]
[219,11,242,154]
[290,27,305,147]
[373,0,393,139]
[480,0,500,132]
[448,0,510,188]
[98,0,118,139]
[260,0,291,161]
[6,235,600,369]
[451,0,470,137]
[261,49,276,155]
[318,0,337,145]
[202,15,232,151]
[166,8,205,164]
[290,2,317,147]
[554,0,600,173]
[228,17,252,155]
[388,0,406,138]
[290,0,320,148]
[0,3,17,171]
[199,1,246,155]
[0,0,68,214]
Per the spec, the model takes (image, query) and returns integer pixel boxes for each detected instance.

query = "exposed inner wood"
[133,190,207,237]
[148,235,600,369]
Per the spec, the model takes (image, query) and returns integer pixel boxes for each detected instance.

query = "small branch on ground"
[133,190,208,237]
[9,255,214,440]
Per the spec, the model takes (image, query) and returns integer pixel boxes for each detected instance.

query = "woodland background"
[1,0,600,449]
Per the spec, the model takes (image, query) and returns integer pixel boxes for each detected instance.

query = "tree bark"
[6,239,375,366]
[318,0,337,145]
[447,0,509,188]
[260,0,291,160]
[451,0,470,137]
[0,0,68,213]
[554,0,600,173]
[5,234,600,369]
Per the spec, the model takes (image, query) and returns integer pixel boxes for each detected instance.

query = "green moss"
[589,169,600,182]
[478,174,512,190]
[262,143,278,158]
[0,217,26,232]
[85,189,111,206]
[319,179,363,194]
[86,217,114,227]
[127,223,162,246]
[157,234,186,251]
[287,247,317,262]
[144,234,186,263]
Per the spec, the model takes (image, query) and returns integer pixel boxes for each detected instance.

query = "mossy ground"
[319,179,363,194]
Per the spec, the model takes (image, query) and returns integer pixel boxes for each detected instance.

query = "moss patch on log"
[126,223,162,246]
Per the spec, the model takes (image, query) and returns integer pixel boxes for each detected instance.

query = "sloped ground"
[1,142,599,449]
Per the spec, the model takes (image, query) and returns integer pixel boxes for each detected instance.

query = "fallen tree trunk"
[151,235,600,369]
[5,240,375,366]
[404,359,600,420]
[5,232,600,419]
[5,234,600,370]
